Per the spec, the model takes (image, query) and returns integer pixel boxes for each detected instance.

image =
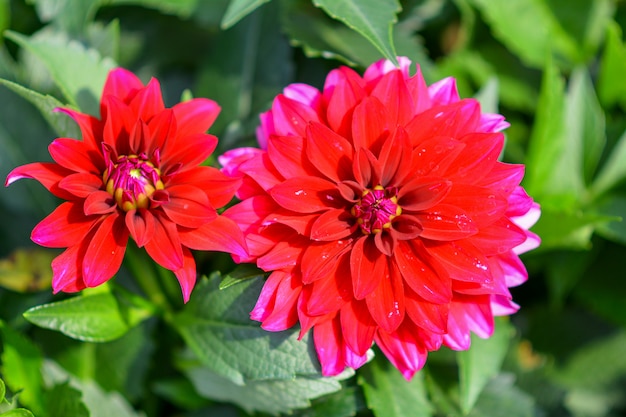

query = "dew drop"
[295,189,306,196]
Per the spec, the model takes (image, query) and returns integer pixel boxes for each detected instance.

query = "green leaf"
[591,128,626,198]
[0,378,5,403]
[108,0,197,18]
[219,264,265,290]
[23,291,130,342]
[152,378,209,411]
[595,195,626,245]
[359,354,433,417]
[0,79,80,138]
[466,374,536,417]
[43,382,89,417]
[173,274,321,385]
[183,363,348,415]
[303,386,364,417]
[26,0,100,34]
[0,410,35,417]
[598,22,626,109]
[221,0,272,29]
[5,30,116,115]
[458,318,514,414]
[0,248,55,293]
[312,0,400,65]
[0,321,44,415]
[466,0,579,68]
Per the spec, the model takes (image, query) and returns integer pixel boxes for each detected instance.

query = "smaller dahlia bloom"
[6,68,247,302]
[221,57,540,379]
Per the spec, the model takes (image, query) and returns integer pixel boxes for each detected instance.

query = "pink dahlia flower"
[220,57,540,379]
[6,68,247,302]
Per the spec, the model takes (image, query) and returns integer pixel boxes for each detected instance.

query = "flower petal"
[375,322,429,380]
[82,213,129,288]
[174,247,197,303]
[404,286,448,334]
[129,77,165,122]
[102,67,144,104]
[172,98,220,138]
[313,317,347,376]
[350,237,387,300]
[351,96,388,151]
[397,177,452,211]
[301,239,352,284]
[161,184,217,228]
[340,300,377,356]
[306,257,352,316]
[161,133,217,169]
[5,162,74,200]
[144,214,184,271]
[270,176,339,213]
[83,190,116,215]
[424,240,493,285]
[258,271,302,331]
[365,263,405,333]
[51,244,87,293]
[271,94,321,137]
[415,204,478,241]
[178,215,248,259]
[310,208,354,241]
[370,69,414,126]
[305,122,354,182]
[31,202,96,248]
[125,208,156,247]
[59,173,103,198]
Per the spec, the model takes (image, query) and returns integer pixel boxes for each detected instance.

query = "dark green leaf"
[221,0,272,29]
[0,410,35,417]
[466,374,537,417]
[43,382,89,417]
[592,128,626,198]
[109,0,197,17]
[0,378,5,403]
[5,30,116,115]
[312,0,400,65]
[598,21,626,110]
[152,378,210,411]
[0,321,44,415]
[219,264,265,290]
[173,274,321,385]
[26,0,99,34]
[359,354,433,417]
[23,291,130,342]
[595,195,626,245]
[458,318,513,414]
[183,363,348,416]
[302,386,364,417]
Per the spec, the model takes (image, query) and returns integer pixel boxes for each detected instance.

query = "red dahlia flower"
[6,68,247,302]
[221,57,540,379]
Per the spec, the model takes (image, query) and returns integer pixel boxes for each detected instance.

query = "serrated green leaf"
[221,0,271,29]
[23,292,130,342]
[592,128,626,198]
[173,274,321,385]
[0,409,35,417]
[458,318,513,414]
[27,0,99,34]
[184,364,347,415]
[312,0,400,65]
[466,0,579,68]
[43,382,89,417]
[0,321,44,415]
[0,79,80,138]
[359,355,433,417]
[5,30,115,115]
[598,22,626,110]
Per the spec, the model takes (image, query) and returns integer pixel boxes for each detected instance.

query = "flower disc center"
[351,185,402,234]
[104,153,164,211]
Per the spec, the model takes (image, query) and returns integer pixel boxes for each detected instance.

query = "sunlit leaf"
[598,21,626,110]
[219,264,265,290]
[43,382,89,417]
[0,409,35,417]
[221,0,272,29]
[312,0,400,65]
[23,291,130,342]
[591,128,626,198]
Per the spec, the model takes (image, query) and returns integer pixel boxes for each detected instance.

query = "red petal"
[129,77,165,122]
[351,96,387,151]
[306,257,352,316]
[32,202,96,248]
[125,208,156,247]
[55,107,101,150]
[404,286,448,334]
[474,163,524,195]
[408,136,466,177]
[144,214,184,271]
[178,215,248,258]
[239,152,283,192]
[325,67,365,137]
[83,190,116,215]
[444,133,503,181]
[147,109,175,153]
[102,68,144,104]
[161,184,217,228]
[424,240,493,285]
[270,176,339,213]
[394,240,452,304]
[101,95,135,151]
[59,173,103,198]
[469,218,527,256]
[82,213,129,287]
[257,238,303,271]
[301,240,353,284]
[350,237,387,299]
[310,208,354,241]
[48,138,102,175]
[258,271,302,331]
[271,94,321,137]
[305,122,354,182]
[378,127,411,187]
[51,244,87,293]
[405,99,481,145]
[340,300,377,355]
[370,70,414,126]
[397,177,451,211]
[162,133,217,169]
[167,166,240,209]
[174,247,197,303]
[313,317,346,376]
[5,162,74,200]
[172,98,220,138]
[267,134,311,180]
[374,321,429,380]
[415,204,478,241]
[442,184,508,227]
[250,271,284,323]
[365,263,405,333]
[128,119,149,155]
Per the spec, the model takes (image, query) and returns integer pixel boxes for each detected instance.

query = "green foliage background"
[0,0,625,416]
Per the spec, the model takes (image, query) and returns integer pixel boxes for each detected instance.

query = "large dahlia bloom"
[6,68,246,302]
[221,58,540,379]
